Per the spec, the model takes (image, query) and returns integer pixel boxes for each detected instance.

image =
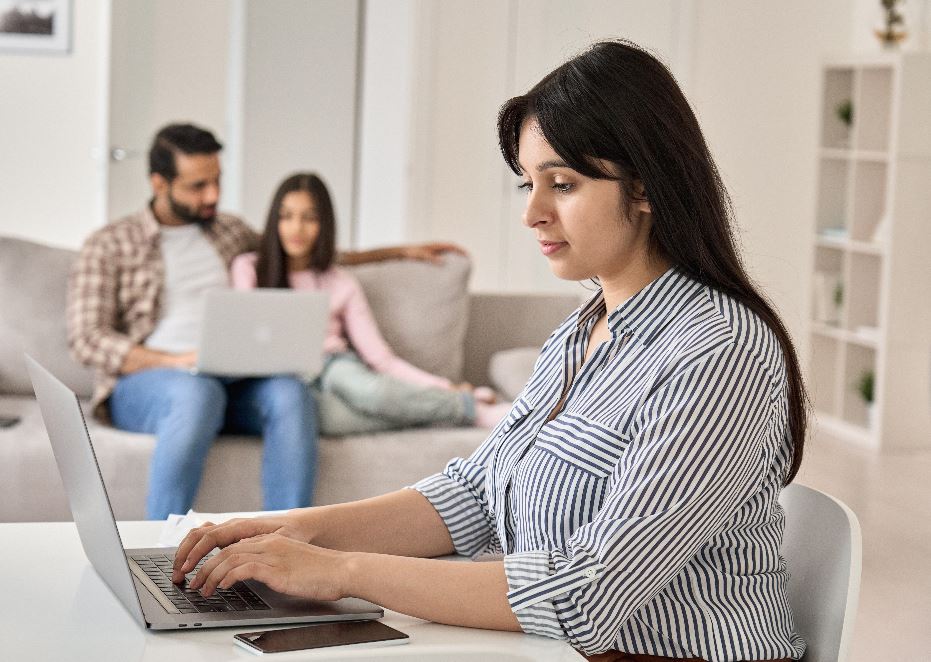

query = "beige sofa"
[0,235,579,522]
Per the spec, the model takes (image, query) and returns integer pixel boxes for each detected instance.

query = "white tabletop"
[0,521,584,662]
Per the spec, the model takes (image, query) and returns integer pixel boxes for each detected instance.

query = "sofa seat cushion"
[0,396,488,522]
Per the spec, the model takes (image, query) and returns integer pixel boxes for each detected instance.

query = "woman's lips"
[539,240,568,256]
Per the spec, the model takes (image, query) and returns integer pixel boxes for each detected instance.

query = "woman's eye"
[553,182,573,193]
[517,181,532,193]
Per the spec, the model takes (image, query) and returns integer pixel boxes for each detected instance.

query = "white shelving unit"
[809,53,931,450]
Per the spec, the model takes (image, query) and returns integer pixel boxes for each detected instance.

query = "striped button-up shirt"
[414,268,805,661]
[66,206,257,418]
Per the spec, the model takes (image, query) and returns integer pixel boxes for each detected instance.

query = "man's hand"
[120,347,197,374]
[168,350,197,368]
[401,242,468,265]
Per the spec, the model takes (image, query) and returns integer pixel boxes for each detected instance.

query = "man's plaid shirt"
[67,205,258,418]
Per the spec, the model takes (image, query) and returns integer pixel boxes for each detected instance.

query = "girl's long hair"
[255,172,336,288]
[498,40,808,484]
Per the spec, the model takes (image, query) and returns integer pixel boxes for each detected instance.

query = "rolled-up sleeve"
[410,420,509,556]
[503,342,778,653]
[66,234,134,374]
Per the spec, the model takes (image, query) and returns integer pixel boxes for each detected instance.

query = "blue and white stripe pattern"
[413,268,806,661]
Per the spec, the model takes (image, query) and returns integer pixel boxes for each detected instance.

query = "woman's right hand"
[170,511,315,584]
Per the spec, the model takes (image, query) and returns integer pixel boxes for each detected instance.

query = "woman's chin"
[547,260,592,282]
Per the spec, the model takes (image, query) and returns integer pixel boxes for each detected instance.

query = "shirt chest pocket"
[533,413,630,478]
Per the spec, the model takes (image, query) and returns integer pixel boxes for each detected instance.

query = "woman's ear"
[632,180,651,216]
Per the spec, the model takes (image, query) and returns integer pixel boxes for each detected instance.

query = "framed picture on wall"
[0,1,71,54]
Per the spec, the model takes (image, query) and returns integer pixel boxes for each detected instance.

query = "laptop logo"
[253,324,273,344]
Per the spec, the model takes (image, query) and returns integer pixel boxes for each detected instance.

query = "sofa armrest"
[462,291,583,388]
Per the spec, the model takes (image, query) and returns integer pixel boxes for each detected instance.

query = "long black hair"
[498,40,808,484]
[255,172,337,288]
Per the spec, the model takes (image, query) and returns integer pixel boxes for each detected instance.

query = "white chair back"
[780,483,862,662]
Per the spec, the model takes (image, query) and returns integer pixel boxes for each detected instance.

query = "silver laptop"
[196,290,329,378]
[25,354,382,630]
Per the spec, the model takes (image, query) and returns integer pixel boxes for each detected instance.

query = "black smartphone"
[0,415,21,429]
[233,621,409,655]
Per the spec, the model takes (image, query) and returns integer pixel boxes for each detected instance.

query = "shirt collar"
[141,202,161,242]
[142,200,215,243]
[575,267,707,346]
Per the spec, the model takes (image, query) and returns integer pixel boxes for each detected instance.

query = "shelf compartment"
[809,334,842,416]
[810,323,879,348]
[811,246,844,325]
[821,68,855,149]
[854,66,893,152]
[845,252,882,332]
[815,157,850,234]
[840,344,876,430]
[849,161,888,242]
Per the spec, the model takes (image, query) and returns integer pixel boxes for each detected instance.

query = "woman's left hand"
[187,533,350,602]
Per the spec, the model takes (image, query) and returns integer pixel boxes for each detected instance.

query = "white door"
[106,0,233,222]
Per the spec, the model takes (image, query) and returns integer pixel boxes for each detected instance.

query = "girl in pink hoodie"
[231,172,506,434]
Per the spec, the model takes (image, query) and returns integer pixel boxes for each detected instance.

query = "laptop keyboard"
[130,553,271,614]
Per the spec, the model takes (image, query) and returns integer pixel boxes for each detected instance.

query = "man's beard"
[168,192,217,226]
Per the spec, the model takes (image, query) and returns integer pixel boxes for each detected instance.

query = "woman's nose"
[522,191,551,228]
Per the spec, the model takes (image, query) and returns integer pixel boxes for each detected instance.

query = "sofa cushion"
[489,346,541,401]
[347,252,471,382]
[0,237,94,398]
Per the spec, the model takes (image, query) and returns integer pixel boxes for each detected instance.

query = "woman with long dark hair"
[230,172,508,433]
[175,41,805,661]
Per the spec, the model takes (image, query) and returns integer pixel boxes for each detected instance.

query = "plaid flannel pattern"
[66,206,258,418]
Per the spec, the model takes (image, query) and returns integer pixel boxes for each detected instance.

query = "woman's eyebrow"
[537,159,570,172]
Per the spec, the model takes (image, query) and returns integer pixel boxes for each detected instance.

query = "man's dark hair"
[148,123,223,181]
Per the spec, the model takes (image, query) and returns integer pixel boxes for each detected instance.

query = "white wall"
[357,0,863,362]
[686,0,852,360]
[240,0,359,242]
[391,0,685,294]
[0,0,109,248]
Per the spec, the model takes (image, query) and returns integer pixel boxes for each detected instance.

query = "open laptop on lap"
[196,290,329,378]
[25,354,382,630]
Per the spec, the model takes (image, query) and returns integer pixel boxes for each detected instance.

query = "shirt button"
[584,568,597,579]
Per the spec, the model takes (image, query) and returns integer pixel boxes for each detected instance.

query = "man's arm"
[120,347,195,373]
[337,242,467,266]
[67,234,193,375]
[67,235,136,375]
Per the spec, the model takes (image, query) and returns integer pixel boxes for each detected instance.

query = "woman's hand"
[187,533,351,602]
[171,512,315,583]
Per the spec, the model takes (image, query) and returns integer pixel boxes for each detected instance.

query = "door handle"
[109,147,141,162]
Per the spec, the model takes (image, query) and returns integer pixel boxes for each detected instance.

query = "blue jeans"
[110,369,318,520]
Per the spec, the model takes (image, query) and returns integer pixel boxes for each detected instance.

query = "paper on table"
[157,509,288,547]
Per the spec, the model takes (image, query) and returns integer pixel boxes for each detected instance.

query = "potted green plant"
[833,281,844,320]
[857,369,876,428]
[835,99,853,146]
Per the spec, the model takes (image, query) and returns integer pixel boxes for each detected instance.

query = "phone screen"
[234,620,409,654]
